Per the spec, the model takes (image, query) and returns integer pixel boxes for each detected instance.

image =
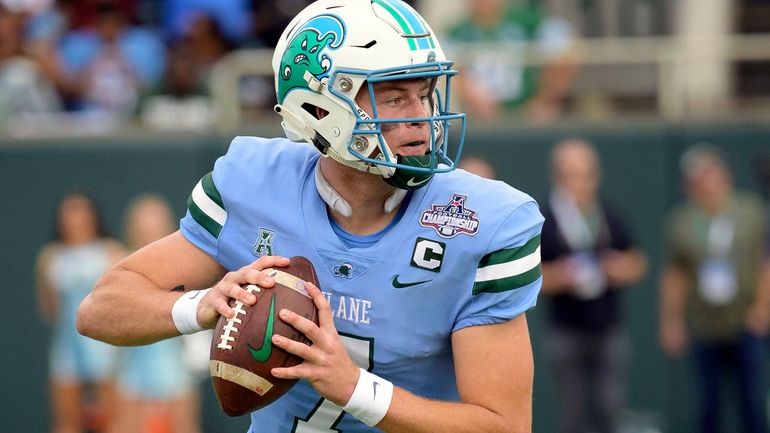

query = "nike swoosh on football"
[406,177,430,187]
[248,293,276,363]
[391,275,432,289]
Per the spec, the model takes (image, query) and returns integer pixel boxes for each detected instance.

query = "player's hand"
[270,282,360,406]
[196,255,291,329]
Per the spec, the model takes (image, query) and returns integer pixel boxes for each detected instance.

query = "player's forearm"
[378,387,529,433]
[77,265,183,346]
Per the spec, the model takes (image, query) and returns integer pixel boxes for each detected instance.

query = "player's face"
[355,78,432,157]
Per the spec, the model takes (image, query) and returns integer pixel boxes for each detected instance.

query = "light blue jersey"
[181,137,543,433]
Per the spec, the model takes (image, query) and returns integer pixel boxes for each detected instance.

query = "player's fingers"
[214,281,256,308]
[305,282,335,330]
[279,308,323,343]
[241,268,276,289]
[207,290,236,319]
[251,255,291,270]
[271,364,312,381]
[271,334,318,362]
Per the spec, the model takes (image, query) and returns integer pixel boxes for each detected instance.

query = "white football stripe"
[475,247,541,282]
[192,180,227,226]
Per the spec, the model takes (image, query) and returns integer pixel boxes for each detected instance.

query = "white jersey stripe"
[475,247,541,282]
[192,180,227,226]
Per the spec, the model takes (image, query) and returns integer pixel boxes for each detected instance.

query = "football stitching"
[217,285,261,350]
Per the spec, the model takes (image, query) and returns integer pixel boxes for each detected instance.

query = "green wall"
[2,119,769,433]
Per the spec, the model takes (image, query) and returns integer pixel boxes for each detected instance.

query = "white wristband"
[343,368,394,427]
[171,288,211,335]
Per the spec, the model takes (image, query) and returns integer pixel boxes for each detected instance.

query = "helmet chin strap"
[383,154,435,191]
[314,162,406,219]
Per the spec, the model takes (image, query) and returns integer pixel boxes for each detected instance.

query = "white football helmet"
[272,0,466,190]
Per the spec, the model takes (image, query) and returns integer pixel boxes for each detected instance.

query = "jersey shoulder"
[182,136,317,243]
[213,136,317,194]
[429,170,544,330]
[431,169,540,222]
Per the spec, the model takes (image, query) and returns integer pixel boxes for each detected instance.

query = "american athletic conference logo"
[252,227,275,257]
[420,194,480,238]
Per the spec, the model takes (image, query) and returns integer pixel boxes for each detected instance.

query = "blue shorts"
[117,338,192,399]
[50,329,117,382]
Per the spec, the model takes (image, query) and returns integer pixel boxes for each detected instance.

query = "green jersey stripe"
[190,177,227,226]
[473,264,542,295]
[201,172,224,209]
[187,175,227,238]
[475,246,540,283]
[187,195,223,238]
[478,235,540,268]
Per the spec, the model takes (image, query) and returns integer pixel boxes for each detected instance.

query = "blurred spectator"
[458,155,497,179]
[658,144,770,433]
[249,0,313,48]
[64,0,137,30]
[163,0,250,45]
[35,191,125,433]
[248,0,416,48]
[0,4,61,125]
[179,13,233,80]
[140,44,217,131]
[445,0,578,123]
[540,138,647,433]
[114,194,202,433]
[56,0,165,114]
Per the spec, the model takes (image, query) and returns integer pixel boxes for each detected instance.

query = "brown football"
[209,256,320,416]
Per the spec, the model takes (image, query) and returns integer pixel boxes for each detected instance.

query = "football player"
[78,1,544,432]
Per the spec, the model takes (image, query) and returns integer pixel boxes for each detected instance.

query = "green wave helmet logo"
[277,14,345,103]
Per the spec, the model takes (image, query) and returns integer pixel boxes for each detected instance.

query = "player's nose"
[405,96,429,128]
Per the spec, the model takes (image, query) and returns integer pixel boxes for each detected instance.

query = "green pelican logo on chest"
[277,14,345,103]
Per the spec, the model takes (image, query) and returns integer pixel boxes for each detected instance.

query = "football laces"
[217,285,261,350]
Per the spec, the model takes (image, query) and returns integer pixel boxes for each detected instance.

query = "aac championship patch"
[420,194,480,238]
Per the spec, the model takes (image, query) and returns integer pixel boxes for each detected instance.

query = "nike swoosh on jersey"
[248,293,276,363]
[391,275,432,289]
[406,177,430,187]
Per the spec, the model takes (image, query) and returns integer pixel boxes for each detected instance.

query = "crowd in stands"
[3,0,770,135]
[0,0,324,133]
[0,0,583,134]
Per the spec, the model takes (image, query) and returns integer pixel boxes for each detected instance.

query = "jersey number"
[291,334,374,433]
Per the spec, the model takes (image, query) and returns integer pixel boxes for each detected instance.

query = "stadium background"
[4,120,770,433]
[2,0,770,432]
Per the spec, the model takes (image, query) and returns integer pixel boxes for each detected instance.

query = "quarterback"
[78,1,544,432]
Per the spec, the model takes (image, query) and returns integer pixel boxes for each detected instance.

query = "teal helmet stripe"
[373,0,436,51]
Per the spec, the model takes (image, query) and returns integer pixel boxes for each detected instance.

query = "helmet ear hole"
[301,103,329,120]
